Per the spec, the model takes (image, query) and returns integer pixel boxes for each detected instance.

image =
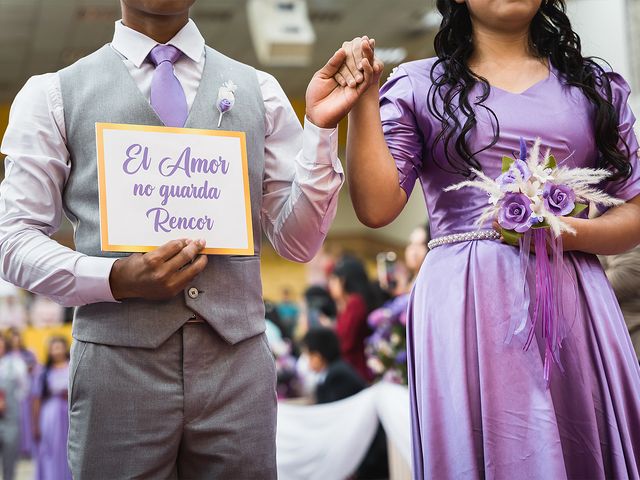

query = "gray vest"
[59,45,266,348]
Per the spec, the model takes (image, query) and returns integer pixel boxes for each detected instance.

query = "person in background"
[264,301,300,399]
[404,224,430,283]
[28,296,65,329]
[0,334,28,480]
[302,327,366,403]
[33,336,72,480]
[295,286,338,396]
[302,327,388,479]
[302,286,337,331]
[600,247,640,360]
[0,295,28,331]
[276,287,300,339]
[7,328,39,459]
[329,255,381,382]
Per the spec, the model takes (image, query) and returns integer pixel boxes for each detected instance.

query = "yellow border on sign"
[96,122,255,256]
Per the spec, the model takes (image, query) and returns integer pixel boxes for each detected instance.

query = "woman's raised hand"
[304,36,384,129]
[334,36,384,89]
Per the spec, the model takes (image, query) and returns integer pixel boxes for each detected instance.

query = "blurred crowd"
[0,330,71,480]
[262,224,430,479]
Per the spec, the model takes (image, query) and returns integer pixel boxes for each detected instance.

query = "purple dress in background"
[35,364,71,480]
[380,58,640,479]
[18,349,38,458]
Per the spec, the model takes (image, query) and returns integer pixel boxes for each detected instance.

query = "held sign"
[96,123,254,255]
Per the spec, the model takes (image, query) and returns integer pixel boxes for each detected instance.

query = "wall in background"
[0,104,8,160]
[567,0,631,80]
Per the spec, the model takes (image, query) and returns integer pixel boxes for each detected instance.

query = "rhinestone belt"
[428,229,501,250]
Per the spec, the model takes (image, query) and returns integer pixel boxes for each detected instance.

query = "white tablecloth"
[276,382,412,480]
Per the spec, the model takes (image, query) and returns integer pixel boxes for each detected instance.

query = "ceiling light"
[247,0,316,67]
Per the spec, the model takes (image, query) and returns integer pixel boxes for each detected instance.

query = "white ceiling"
[0,0,438,102]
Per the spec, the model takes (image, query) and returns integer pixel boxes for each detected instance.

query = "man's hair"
[302,327,341,363]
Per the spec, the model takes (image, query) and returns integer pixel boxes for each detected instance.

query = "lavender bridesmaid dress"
[35,364,72,480]
[379,58,640,479]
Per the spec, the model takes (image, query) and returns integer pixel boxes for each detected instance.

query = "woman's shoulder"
[385,56,440,87]
[380,57,441,111]
[555,60,632,104]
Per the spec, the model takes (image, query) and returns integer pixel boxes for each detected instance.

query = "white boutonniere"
[217,80,238,128]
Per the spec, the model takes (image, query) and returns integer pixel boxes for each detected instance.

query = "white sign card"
[96,123,254,255]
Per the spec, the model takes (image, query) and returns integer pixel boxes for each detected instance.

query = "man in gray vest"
[0,0,381,478]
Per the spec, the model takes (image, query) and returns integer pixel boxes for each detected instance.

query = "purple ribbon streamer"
[524,229,566,386]
[505,230,532,344]
[504,228,578,387]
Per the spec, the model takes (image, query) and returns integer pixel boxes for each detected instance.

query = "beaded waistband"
[428,229,501,250]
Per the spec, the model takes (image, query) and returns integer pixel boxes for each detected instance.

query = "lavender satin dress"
[380,58,640,479]
[35,364,72,480]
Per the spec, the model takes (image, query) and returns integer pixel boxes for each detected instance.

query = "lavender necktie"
[148,44,188,128]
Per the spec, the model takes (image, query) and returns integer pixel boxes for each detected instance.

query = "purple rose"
[498,193,534,233]
[218,98,232,113]
[543,183,575,216]
[496,160,531,191]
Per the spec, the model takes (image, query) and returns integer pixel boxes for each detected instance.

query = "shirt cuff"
[75,256,119,304]
[302,117,343,174]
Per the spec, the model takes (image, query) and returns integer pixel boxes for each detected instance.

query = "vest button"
[187,287,199,299]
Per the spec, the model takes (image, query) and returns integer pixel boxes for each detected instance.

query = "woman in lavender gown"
[7,328,39,459]
[33,337,71,480]
[335,0,640,478]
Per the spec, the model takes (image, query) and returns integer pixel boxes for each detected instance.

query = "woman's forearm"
[346,87,407,228]
[565,196,640,255]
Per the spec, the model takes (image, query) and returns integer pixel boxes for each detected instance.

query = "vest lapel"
[104,45,164,126]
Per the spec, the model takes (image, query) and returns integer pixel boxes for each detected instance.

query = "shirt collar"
[112,19,205,68]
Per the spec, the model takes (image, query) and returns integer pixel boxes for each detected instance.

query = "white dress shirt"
[0,20,343,307]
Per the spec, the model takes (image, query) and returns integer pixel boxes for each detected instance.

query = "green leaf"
[502,156,515,173]
[501,228,522,246]
[569,203,588,217]
[545,155,557,170]
[531,220,551,229]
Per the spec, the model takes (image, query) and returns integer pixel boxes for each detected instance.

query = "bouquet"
[366,294,409,385]
[445,138,623,384]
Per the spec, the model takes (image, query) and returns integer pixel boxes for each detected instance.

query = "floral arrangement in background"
[366,294,409,385]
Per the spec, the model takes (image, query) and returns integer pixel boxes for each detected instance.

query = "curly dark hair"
[429,0,631,181]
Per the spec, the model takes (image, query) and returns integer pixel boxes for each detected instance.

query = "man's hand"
[109,239,208,301]
[305,36,384,129]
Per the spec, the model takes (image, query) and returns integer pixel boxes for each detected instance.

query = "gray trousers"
[68,323,277,479]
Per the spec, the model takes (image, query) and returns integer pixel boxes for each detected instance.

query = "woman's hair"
[302,327,341,364]
[332,255,381,312]
[41,336,70,401]
[429,0,631,180]
[304,286,338,319]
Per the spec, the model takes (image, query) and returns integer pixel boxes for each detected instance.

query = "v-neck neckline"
[106,44,210,128]
[483,60,555,96]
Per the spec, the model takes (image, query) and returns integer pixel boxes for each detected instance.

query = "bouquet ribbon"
[506,228,578,386]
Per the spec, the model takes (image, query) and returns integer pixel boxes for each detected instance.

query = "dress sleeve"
[379,66,425,198]
[603,72,640,201]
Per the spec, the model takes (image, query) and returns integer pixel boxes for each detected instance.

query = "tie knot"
[148,44,182,67]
